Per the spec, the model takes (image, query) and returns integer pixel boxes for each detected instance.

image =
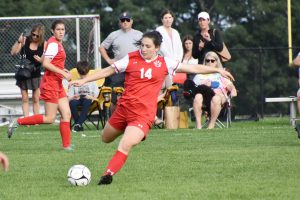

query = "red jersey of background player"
[112,50,180,122]
[41,36,66,91]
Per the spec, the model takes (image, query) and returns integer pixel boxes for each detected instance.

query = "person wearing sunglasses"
[98,11,142,112]
[11,24,47,118]
[8,20,73,150]
[192,51,237,129]
[192,11,224,64]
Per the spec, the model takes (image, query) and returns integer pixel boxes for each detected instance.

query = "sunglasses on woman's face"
[31,33,39,38]
[120,18,130,23]
[205,59,216,63]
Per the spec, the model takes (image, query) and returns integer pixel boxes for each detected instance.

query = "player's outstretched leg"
[98,150,128,185]
[7,114,44,139]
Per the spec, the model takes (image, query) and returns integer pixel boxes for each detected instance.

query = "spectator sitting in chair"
[186,51,237,129]
[68,61,99,132]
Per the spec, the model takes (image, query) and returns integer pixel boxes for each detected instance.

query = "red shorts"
[40,88,66,104]
[108,105,152,138]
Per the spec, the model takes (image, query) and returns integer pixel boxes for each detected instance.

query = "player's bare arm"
[178,63,235,81]
[69,66,115,88]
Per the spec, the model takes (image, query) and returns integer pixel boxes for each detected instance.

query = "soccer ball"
[67,164,91,186]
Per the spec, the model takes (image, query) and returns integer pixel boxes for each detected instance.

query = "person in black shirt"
[192,12,224,64]
[11,24,47,117]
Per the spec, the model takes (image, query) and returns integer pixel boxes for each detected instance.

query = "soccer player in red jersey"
[69,31,234,184]
[7,20,73,150]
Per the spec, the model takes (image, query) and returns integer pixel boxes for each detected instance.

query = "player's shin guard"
[17,114,44,125]
[104,150,128,176]
[59,121,71,148]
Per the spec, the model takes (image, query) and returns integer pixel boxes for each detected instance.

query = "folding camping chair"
[87,86,125,129]
[183,79,233,129]
[202,94,232,129]
[113,87,125,101]
[69,68,112,130]
[88,86,112,129]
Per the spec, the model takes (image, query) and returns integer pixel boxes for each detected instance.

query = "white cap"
[198,11,210,21]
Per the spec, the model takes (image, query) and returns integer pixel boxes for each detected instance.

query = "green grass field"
[0,118,300,200]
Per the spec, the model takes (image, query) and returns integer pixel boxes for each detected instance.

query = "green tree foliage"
[1,0,300,116]
[0,0,63,16]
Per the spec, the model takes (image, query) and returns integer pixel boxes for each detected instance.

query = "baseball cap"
[198,11,210,21]
[119,12,132,20]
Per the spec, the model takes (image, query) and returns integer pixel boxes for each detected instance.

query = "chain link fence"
[228,46,300,119]
[1,15,300,118]
[0,15,101,78]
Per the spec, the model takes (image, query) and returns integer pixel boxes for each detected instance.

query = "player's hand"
[0,152,9,171]
[220,69,235,81]
[63,69,72,81]
[231,90,238,97]
[69,79,85,88]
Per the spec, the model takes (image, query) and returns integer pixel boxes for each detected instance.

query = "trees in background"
[1,0,300,116]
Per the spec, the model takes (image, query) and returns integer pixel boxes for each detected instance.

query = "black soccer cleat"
[295,124,300,139]
[98,173,113,185]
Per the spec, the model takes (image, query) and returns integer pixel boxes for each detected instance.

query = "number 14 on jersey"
[140,68,152,79]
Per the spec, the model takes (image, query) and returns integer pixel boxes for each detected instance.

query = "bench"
[265,96,298,127]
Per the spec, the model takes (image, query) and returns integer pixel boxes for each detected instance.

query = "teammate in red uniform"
[69,31,234,185]
[7,20,73,150]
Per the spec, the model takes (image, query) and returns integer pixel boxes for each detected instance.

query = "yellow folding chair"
[69,68,111,130]
[113,87,125,101]
[157,85,179,109]
[94,86,112,129]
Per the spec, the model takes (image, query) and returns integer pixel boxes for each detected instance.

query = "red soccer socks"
[104,150,128,176]
[17,114,43,125]
[59,121,71,148]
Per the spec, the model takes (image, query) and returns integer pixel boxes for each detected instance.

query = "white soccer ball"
[67,164,91,186]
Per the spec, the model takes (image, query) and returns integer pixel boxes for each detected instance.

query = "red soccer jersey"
[41,36,66,91]
[112,50,180,121]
